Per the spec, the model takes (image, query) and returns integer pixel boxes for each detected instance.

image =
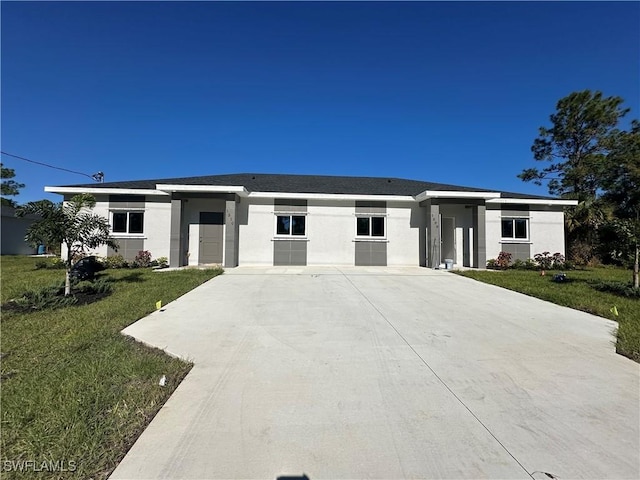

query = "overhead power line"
[0,151,104,182]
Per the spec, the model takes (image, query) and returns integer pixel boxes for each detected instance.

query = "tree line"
[518,90,639,287]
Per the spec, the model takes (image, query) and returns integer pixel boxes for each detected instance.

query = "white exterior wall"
[63,195,112,260]
[529,208,566,256]
[239,198,422,266]
[485,205,566,261]
[62,195,172,262]
[485,206,503,261]
[306,200,355,266]
[238,198,275,266]
[142,197,171,260]
[386,201,421,266]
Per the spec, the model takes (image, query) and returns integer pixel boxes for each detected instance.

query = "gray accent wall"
[108,195,145,209]
[354,201,386,215]
[274,198,308,212]
[108,238,144,261]
[427,201,440,268]
[473,205,486,268]
[354,201,387,266]
[273,199,308,266]
[224,197,239,267]
[501,243,531,261]
[502,206,530,217]
[354,241,387,266]
[273,240,308,266]
[169,199,182,268]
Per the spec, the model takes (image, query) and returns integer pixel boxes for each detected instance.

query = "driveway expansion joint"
[337,267,536,480]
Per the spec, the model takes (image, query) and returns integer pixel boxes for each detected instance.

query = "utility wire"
[1,151,101,181]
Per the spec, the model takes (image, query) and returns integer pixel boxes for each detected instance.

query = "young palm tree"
[17,193,118,296]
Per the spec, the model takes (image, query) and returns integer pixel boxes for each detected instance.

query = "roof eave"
[414,190,502,202]
[44,186,169,196]
[486,198,578,206]
[155,184,249,196]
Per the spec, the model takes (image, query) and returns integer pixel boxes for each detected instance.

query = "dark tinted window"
[276,216,290,235]
[291,216,306,235]
[371,217,385,237]
[113,213,127,233]
[514,219,527,238]
[357,217,370,236]
[129,212,144,234]
[501,219,513,238]
[200,212,224,225]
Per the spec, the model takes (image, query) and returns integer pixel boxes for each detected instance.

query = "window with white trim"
[501,218,528,240]
[112,212,144,234]
[275,215,306,236]
[356,216,385,237]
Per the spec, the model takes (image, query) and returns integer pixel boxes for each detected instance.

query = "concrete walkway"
[111,267,639,479]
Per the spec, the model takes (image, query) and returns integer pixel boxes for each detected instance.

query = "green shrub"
[75,277,114,295]
[511,258,538,270]
[34,257,67,270]
[155,256,169,268]
[7,282,78,311]
[534,251,566,270]
[50,257,67,269]
[4,277,115,313]
[590,280,640,298]
[104,254,129,269]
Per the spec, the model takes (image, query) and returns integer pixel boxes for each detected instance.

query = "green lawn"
[1,256,222,479]
[455,267,639,362]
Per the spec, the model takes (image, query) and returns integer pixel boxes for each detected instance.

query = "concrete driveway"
[111,267,639,479]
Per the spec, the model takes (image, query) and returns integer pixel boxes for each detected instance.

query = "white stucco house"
[45,173,577,268]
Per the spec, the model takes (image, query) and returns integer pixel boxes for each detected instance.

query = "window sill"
[353,238,389,242]
[272,237,309,241]
[500,239,531,244]
[112,234,146,239]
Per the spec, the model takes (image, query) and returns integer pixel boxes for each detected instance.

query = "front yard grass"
[455,267,639,362]
[0,255,223,479]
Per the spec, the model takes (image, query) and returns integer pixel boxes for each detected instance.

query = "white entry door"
[441,216,456,264]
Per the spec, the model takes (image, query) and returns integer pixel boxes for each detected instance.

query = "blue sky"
[2,1,638,203]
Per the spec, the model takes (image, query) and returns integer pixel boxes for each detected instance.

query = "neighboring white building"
[1,205,38,255]
[45,173,577,268]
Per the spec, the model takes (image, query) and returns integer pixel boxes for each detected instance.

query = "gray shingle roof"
[61,173,554,200]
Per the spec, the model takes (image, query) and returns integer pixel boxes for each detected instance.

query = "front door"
[198,212,224,264]
[441,216,456,264]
